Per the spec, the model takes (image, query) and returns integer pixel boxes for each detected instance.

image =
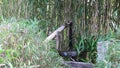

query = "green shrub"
[0,18,64,68]
[74,36,98,63]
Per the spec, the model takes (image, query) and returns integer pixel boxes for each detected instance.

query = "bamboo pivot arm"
[44,22,71,42]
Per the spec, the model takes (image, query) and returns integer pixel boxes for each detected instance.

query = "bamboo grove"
[0,0,120,50]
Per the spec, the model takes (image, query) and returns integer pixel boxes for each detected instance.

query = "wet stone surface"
[63,61,94,68]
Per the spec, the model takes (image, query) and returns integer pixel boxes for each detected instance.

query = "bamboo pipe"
[44,22,72,42]
[44,25,66,42]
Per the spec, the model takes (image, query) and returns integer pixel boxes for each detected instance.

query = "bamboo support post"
[56,32,60,50]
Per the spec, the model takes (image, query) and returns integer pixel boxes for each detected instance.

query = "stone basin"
[63,61,94,68]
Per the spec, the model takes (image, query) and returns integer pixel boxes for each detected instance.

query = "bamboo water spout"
[44,25,65,42]
[44,21,77,57]
[44,22,72,42]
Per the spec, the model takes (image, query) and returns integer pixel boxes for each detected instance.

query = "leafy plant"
[74,36,98,63]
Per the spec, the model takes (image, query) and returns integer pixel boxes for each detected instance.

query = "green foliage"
[98,30,115,41]
[0,18,64,67]
[0,0,120,52]
[74,36,98,63]
[1,0,120,67]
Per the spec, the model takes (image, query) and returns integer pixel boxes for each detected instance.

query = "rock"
[63,61,94,68]
[58,51,77,57]
[97,41,110,61]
